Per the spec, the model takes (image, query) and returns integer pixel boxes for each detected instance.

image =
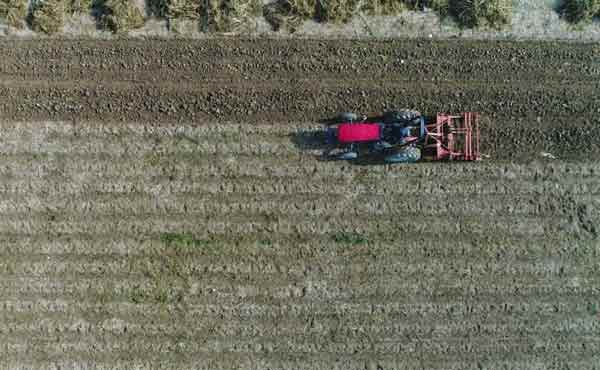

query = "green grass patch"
[332,231,368,245]
[561,0,600,23]
[128,279,186,305]
[143,152,167,167]
[129,284,147,304]
[0,0,28,28]
[31,0,65,34]
[160,232,213,251]
[588,301,599,316]
[258,238,273,247]
[127,234,210,305]
[448,0,511,28]
[99,0,145,33]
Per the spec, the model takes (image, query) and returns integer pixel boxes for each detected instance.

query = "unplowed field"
[0,39,599,370]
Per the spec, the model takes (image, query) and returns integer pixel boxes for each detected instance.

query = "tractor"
[324,110,481,163]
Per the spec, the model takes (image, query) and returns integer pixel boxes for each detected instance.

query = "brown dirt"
[0,39,599,370]
[0,39,599,160]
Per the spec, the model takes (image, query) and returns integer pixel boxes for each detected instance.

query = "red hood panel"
[337,123,381,143]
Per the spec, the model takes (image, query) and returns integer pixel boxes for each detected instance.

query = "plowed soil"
[0,39,599,370]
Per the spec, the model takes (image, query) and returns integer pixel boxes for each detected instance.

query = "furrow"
[0,193,594,218]
[0,233,595,261]
[0,213,558,237]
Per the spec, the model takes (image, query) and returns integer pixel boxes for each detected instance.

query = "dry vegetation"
[66,0,93,14]
[264,0,508,31]
[0,0,27,28]
[562,0,600,23]
[449,0,512,28]
[264,0,410,30]
[146,0,197,20]
[99,0,145,32]
[31,0,65,34]
[1,0,598,33]
[361,0,408,15]
[263,0,317,31]
[166,0,199,19]
[147,0,261,32]
[203,0,262,32]
[315,0,361,23]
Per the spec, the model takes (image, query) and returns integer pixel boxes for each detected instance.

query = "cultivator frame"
[423,112,480,161]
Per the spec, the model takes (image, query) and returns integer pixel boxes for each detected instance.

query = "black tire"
[337,112,359,123]
[337,151,358,160]
[384,146,422,163]
[383,109,421,125]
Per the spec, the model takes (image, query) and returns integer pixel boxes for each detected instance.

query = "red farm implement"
[424,112,481,161]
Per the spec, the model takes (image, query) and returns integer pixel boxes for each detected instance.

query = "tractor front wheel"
[336,151,358,160]
[337,112,359,123]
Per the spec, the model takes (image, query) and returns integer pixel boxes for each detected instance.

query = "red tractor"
[324,110,481,163]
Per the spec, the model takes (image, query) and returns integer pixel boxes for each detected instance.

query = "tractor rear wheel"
[383,110,421,125]
[384,146,421,163]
